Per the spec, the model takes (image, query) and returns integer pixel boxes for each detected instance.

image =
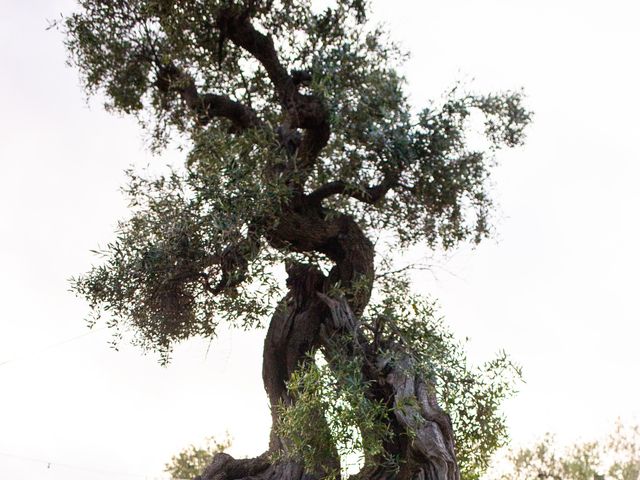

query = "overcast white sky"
[1,1,639,479]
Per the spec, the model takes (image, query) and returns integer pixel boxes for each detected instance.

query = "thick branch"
[216,8,290,101]
[307,174,398,206]
[198,452,271,480]
[156,64,260,131]
[216,8,330,176]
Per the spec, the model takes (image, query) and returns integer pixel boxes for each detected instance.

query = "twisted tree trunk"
[189,8,458,480]
[197,203,459,480]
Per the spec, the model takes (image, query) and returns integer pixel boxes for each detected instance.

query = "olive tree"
[61,1,531,479]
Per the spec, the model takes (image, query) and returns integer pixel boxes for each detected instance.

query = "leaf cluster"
[275,350,391,478]
[71,128,288,361]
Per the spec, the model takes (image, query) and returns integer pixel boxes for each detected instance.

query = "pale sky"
[1,1,639,479]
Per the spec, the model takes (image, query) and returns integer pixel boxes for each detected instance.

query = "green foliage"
[71,129,287,361]
[165,435,232,480]
[499,422,640,480]
[388,91,530,247]
[275,351,392,478]
[277,276,522,479]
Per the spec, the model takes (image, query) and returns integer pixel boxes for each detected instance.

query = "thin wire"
[0,327,106,368]
[0,450,148,478]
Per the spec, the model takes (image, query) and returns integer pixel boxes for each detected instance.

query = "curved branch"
[216,8,330,177]
[307,174,398,206]
[266,209,374,314]
[200,235,260,295]
[216,8,291,102]
[156,63,261,131]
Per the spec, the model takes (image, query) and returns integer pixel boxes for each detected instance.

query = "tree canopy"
[61,1,531,479]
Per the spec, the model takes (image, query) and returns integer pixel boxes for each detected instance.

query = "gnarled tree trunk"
[197,203,459,480]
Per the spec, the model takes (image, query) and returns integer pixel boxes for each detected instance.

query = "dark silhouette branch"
[201,234,260,295]
[156,63,261,131]
[307,174,399,206]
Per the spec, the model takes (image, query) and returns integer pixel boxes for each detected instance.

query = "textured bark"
[320,295,459,480]
[261,262,340,475]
